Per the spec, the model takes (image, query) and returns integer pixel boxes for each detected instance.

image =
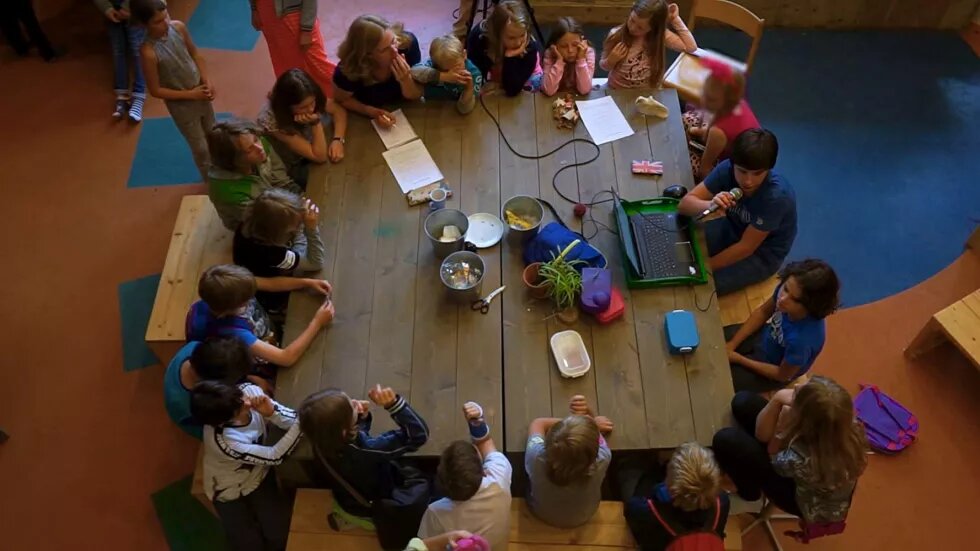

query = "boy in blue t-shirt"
[678,129,797,296]
[723,259,841,393]
[163,337,251,439]
[410,35,482,114]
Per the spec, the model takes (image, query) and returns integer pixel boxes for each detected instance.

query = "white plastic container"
[550,330,591,378]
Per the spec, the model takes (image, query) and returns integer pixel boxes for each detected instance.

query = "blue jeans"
[107,21,145,97]
[705,218,782,296]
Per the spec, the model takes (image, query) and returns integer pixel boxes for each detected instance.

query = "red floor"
[0,1,978,549]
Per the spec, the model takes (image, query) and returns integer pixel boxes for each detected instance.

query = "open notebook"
[372,110,445,205]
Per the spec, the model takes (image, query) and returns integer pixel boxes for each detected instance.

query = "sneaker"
[728,492,764,515]
[128,96,145,123]
[113,99,129,119]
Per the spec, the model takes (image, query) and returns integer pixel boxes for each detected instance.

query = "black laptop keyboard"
[629,213,688,279]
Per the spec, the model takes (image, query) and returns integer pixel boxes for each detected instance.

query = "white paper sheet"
[575,96,634,145]
[382,139,444,194]
[371,109,418,149]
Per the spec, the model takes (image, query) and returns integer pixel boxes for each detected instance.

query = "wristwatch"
[332,136,346,144]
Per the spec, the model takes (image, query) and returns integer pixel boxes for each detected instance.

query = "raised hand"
[368,384,397,408]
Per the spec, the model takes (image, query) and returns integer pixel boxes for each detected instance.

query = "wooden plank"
[409,102,465,454]
[510,499,634,547]
[531,93,601,425]
[572,88,645,449]
[146,195,206,342]
[936,299,980,366]
[455,93,505,447]
[286,533,382,551]
[718,291,752,327]
[604,88,691,449]
[160,199,215,340]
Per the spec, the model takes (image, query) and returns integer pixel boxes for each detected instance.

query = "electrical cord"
[692,288,717,312]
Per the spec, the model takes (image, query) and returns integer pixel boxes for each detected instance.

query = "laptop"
[613,193,700,282]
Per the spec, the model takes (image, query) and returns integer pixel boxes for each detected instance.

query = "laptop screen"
[613,194,643,277]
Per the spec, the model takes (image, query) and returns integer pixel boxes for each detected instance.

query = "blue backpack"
[523,222,607,270]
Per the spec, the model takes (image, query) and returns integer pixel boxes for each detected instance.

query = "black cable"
[581,190,618,240]
[692,288,717,312]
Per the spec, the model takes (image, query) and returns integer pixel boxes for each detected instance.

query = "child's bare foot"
[569,395,592,416]
[595,416,614,434]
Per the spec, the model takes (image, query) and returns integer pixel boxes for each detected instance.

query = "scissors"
[471,285,506,314]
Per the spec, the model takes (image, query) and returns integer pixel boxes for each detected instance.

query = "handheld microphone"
[696,188,742,220]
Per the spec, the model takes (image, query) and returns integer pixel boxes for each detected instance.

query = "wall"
[529,0,980,29]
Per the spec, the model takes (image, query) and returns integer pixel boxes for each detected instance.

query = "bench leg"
[905,318,946,360]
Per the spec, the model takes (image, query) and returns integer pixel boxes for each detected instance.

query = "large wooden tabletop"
[277,87,733,454]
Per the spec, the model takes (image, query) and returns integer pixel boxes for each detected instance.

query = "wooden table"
[277,87,733,455]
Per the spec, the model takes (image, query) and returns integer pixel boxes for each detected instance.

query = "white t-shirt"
[419,451,513,550]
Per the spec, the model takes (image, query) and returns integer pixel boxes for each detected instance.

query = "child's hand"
[606,42,628,66]
[313,299,335,327]
[352,399,371,417]
[305,278,332,295]
[368,384,397,408]
[712,190,738,211]
[548,44,560,61]
[294,112,320,125]
[446,531,474,548]
[249,394,276,417]
[118,8,130,19]
[504,34,529,58]
[594,416,614,434]
[187,85,211,101]
[462,401,484,421]
[299,30,313,50]
[771,388,795,407]
[576,40,589,61]
[104,8,121,23]
[392,54,412,82]
[251,11,262,30]
[303,198,320,230]
[373,109,395,128]
[688,125,706,140]
[726,348,744,364]
[569,395,591,416]
[328,138,345,162]
[668,3,680,20]
[202,80,216,100]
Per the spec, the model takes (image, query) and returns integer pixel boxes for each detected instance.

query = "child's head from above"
[777,259,841,320]
[242,189,304,247]
[546,17,586,62]
[207,119,267,172]
[701,60,746,114]
[544,415,600,486]
[485,0,531,62]
[198,264,257,317]
[730,128,778,193]
[626,0,668,38]
[438,440,485,501]
[190,337,252,383]
[131,0,168,36]
[782,376,868,486]
[338,15,407,80]
[270,69,325,127]
[430,35,466,72]
[190,380,245,427]
[298,388,358,457]
[666,442,721,512]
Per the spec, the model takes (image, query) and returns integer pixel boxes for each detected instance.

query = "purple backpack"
[854,384,918,454]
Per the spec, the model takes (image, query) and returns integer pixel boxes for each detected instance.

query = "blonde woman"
[712,376,869,523]
[333,15,422,127]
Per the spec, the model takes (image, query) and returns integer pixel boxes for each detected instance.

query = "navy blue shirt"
[704,160,797,263]
[624,483,730,551]
[759,283,826,377]
[333,32,421,107]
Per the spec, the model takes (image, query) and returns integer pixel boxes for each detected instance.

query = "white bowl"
[550,330,591,378]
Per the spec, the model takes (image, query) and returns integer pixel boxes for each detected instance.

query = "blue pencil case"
[664,310,699,355]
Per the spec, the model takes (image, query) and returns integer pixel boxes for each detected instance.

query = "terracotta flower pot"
[522,262,552,299]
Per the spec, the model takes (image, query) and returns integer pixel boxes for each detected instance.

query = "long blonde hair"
[603,0,668,86]
[480,0,531,64]
[337,14,409,85]
[782,376,869,488]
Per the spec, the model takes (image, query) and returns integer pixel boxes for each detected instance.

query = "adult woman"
[712,376,868,524]
[250,0,336,96]
[333,15,421,127]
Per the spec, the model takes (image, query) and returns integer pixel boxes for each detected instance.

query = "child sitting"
[164,337,251,439]
[132,0,215,180]
[525,395,613,528]
[467,0,543,96]
[419,402,512,550]
[257,68,348,188]
[206,119,303,231]
[622,443,730,550]
[411,35,482,115]
[683,60,760,180]
[540,17,594,97]
[185,264,334,367]
[233,189,329,315]
[298,384,429,527]
[600,1,697,89]
[192,380,300,550]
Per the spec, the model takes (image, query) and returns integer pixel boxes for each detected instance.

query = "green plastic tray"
[617,197,709,289]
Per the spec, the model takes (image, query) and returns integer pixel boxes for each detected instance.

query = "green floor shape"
[151,474,226,551]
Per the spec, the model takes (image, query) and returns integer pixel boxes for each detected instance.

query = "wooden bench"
[145,195,232,364]
[718,275,780,327]
[286,489,741,551]
[905,288,980,369]
[191,445,216,516]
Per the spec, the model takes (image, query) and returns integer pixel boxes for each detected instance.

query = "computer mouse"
[663,185,688,199]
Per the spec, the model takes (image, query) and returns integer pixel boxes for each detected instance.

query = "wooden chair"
[664,0,765,105]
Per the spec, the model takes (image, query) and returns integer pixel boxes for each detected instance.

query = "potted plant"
[538,240,585,324]
[522,262,552,299]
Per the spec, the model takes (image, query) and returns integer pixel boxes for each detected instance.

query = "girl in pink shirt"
[600,0,697,89]
[540,17,595,96]
[683,59,760,179]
